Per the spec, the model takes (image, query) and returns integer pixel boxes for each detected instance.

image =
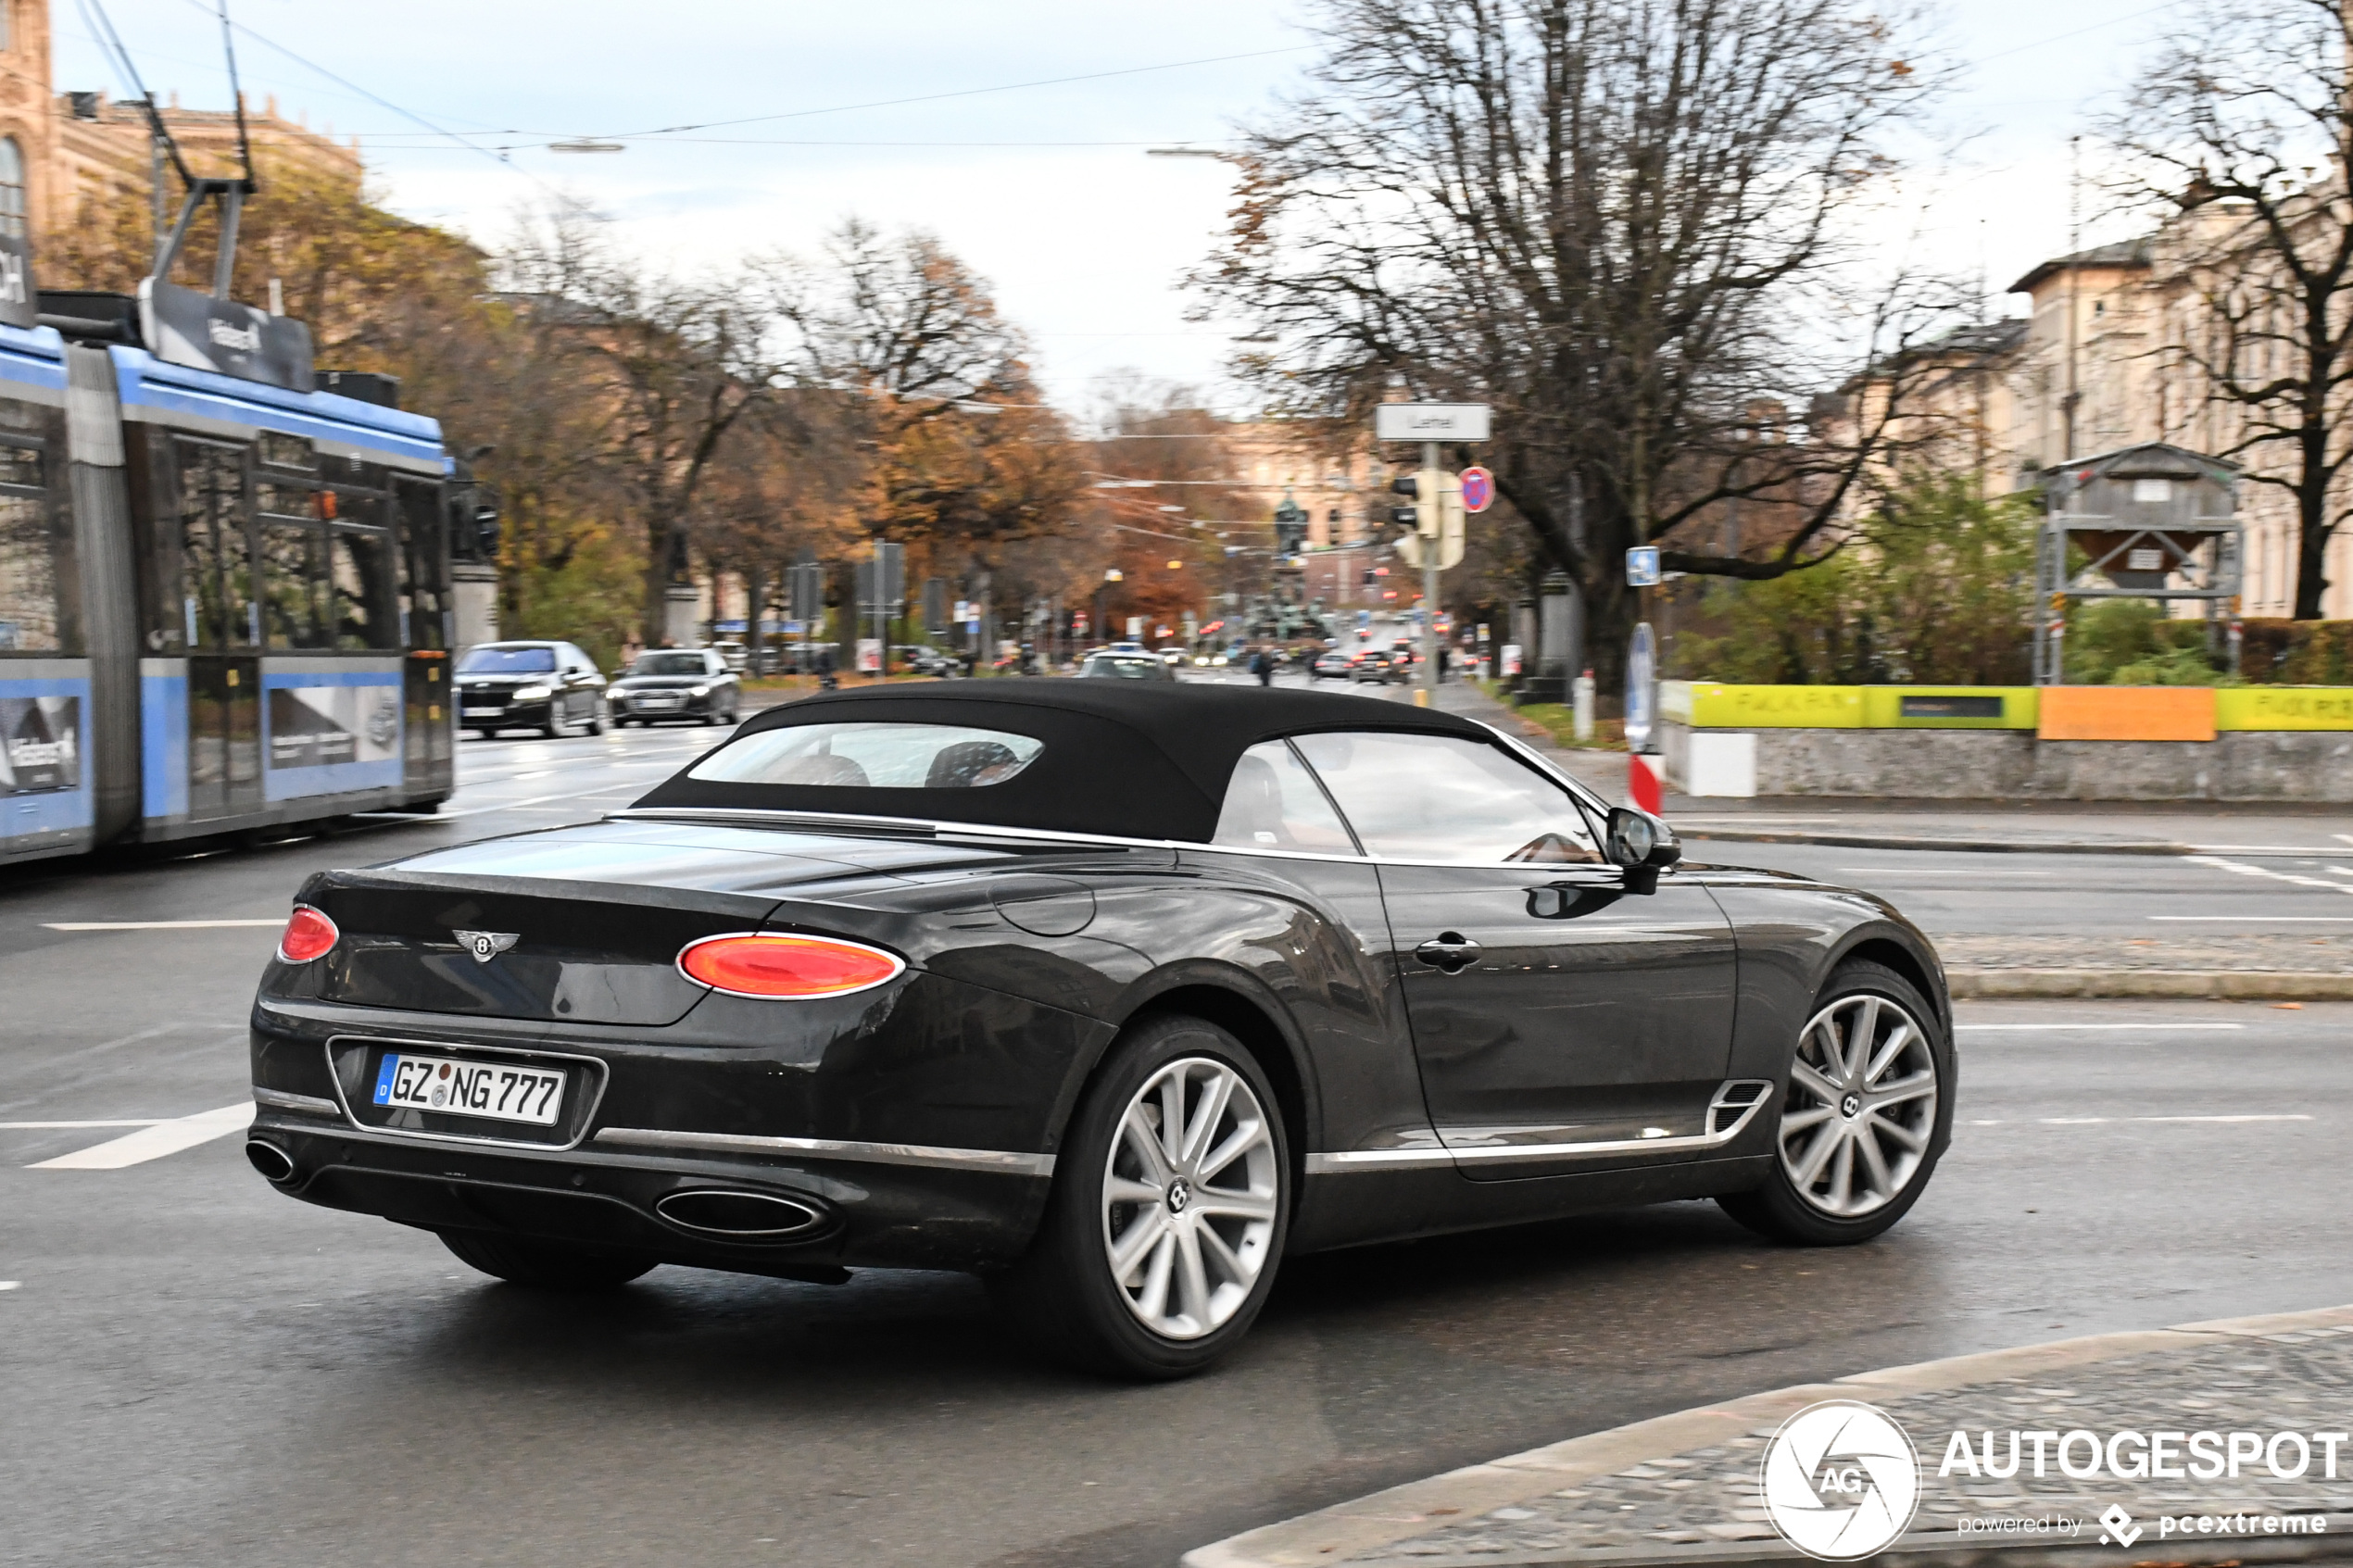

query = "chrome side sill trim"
[253,1086,342,1118]
[1304,1080,1777,1173]
[593,1126,1055,1177]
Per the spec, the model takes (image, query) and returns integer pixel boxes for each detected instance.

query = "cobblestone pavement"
[1356,1327,2353,1563]
[1937,934,2353,972]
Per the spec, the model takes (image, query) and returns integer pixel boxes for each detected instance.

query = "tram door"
[178,440,261,820]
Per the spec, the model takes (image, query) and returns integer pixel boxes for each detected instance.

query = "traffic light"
[1390,469,1446,535]
[1389,471,1426,531]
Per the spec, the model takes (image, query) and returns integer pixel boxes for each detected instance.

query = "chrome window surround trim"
[592,1125,1055,1177]
[252,1086,341,1118]
[1302,1080,1777,1174]
[321,1035,612,1154]
[607,794,1668,879]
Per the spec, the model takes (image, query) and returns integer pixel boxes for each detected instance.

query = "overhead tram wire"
[556,44,1310,144]
[168,0,561,195]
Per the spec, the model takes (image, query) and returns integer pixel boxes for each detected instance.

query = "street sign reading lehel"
[1459,466,1494,513]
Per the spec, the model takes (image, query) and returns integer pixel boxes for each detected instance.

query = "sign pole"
[1419,439,1441,703]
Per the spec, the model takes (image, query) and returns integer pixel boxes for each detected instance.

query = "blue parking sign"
[1625,546,1661,587]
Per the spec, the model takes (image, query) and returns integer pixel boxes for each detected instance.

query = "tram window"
[329,527,397,649]
[178,443,257,649]
[257,433,315,472]
[0,491,58,651]
[256,481,321,519]
[0,444,40,490]
[258,521,327,648]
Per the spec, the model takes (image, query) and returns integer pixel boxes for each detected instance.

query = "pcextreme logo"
[1760,1400,1924,1561]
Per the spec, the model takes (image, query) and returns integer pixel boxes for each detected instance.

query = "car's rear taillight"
[676,934,905,999]
[276,906,339,964]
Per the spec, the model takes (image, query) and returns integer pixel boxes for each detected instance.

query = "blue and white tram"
[0,320,455,865]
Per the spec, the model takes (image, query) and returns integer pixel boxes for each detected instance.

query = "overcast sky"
[57,1,2191,412]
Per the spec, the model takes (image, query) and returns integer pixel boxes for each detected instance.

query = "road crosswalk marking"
[25,1103,253,1170]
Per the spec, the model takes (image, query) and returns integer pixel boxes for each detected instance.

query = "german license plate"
[373,1053,565,1125]
[637,696,679,708]
[460,706,503,718]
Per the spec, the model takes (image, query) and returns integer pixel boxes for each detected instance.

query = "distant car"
[1161,649,1185,665]
[455,641,608,738]
[711,641,751,674]
[1310,648,1354,681]
[609,648,741,726]
[1077,652,1177,682]
[898,646,959,678]
[1350,649,1401,684]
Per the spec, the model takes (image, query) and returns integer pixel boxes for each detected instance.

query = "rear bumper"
[246,985,1085,1273]
[247,1109,1046,1273]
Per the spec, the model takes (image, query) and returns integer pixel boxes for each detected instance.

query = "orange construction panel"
[2036,686,2216,742]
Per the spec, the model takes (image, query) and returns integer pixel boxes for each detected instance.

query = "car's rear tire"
[991,1014,1290,1380]
[1717,959,1951,1247]
[438,1230,657,1290]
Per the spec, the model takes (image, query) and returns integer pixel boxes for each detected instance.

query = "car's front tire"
[438,1230,657,1290]
[992,1014,1290,1380]
[1718,959,1951,1247]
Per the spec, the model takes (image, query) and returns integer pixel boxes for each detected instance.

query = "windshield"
[1080,656,1165,681]
[628,653,708,677]
[458,646,556,674]
[688,721,1043,789]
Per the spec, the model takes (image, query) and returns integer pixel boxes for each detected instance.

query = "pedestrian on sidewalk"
[1249,646,1275,687]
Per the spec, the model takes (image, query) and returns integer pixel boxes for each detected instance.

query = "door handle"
[1416,933,1481,973]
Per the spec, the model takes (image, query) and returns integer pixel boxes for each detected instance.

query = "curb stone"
[1946,969,2353,1000]
[1179,1305,2353,1568]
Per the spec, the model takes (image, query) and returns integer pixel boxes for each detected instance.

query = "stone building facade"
[0,0,359,256]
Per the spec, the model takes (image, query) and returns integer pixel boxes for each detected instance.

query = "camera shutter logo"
[1759,1399,1921,1561]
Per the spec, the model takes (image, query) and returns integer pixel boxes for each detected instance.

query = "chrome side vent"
[1708,1080,1776,1137]
[652,1188,824,1240]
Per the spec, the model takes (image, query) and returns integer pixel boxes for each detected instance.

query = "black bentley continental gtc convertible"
[246,684,1954,1377]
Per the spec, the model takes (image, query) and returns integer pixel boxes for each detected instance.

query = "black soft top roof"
[630,681,1493,842]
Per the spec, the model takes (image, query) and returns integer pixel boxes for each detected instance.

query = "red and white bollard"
[1628,751,1665,816]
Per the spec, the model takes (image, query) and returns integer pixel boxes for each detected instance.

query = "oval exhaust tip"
[245,1139,297,1184]
[654,1188,823,1239]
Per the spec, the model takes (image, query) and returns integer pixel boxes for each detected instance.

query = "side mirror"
[1604,807,1681,895]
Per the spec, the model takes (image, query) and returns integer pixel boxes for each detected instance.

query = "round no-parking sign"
[1458,466,1494,513]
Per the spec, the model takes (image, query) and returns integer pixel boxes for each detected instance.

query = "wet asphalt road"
[5,719,2352,1567]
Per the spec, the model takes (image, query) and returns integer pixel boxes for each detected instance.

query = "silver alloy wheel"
[1777,992,1939,1219]
[1101,1056,1279,1340]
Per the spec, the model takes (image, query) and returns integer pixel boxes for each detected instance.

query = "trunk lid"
[281,821,957,1026]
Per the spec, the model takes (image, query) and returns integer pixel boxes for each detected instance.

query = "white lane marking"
[1955,1022,2247,1031]
[27,1103,253,1170]
[42,919,283,931]
[2185,844,2353,855]
[509,771,554,781]
[1837,868,2055,875]
[2184,854,2353,897]
[2147,915,2353,922]
[1966,1114,2312,1125]
[0,1120,168,1129]
[0,1282,17,1291]
[2334,834,2353,847]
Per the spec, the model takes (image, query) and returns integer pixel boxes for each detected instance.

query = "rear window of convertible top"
[686,721,1044,790]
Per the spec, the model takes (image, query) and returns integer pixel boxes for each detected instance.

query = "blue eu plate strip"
[372,1055,400,1105]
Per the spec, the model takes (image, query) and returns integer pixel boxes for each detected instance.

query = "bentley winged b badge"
[452,930,520,963]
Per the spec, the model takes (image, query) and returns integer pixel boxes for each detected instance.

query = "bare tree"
[2106,0,2353,619]
[1195,0,1961,671]
[502,212,790,641]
